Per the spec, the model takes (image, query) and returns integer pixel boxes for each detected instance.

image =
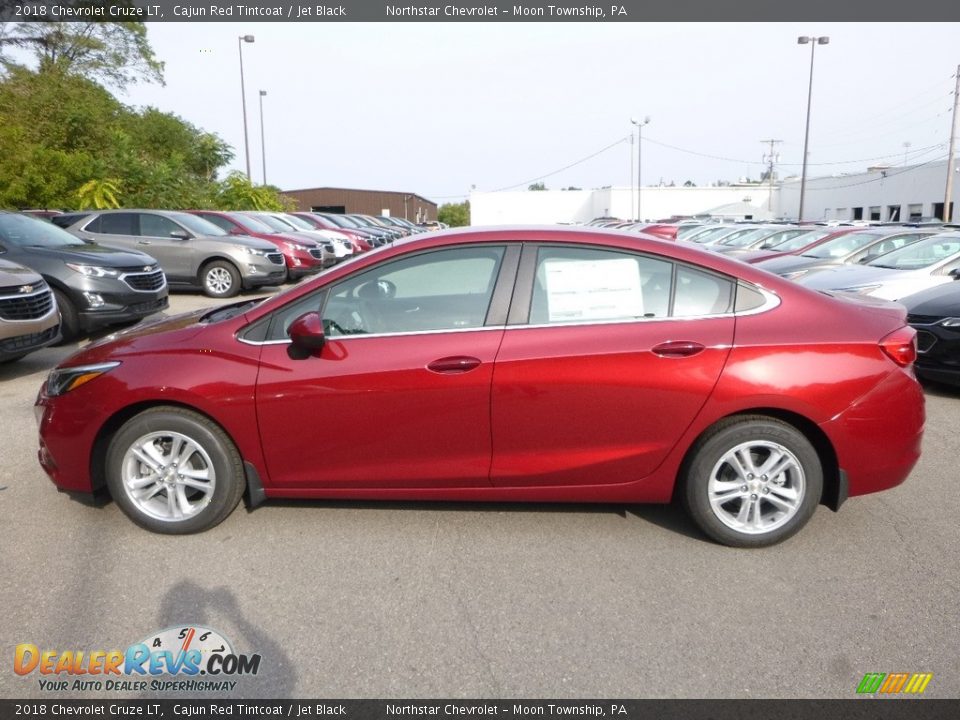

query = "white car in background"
[796,232,960,300]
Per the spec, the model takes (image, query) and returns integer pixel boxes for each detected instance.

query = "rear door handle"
[137,240,152,245]
[427,356,482,374]
[651,341,706,358]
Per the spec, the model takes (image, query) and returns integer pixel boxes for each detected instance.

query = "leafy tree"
[0,15,164,89]
[438,201,470,227]
[683,180,696,187]
[76,178,121,209]
[218,172,291,211]
[528,182,547,191]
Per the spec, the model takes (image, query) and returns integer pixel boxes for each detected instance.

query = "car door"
[253,244,518,489]
[79,212,139,251]
[135,213,193,280]
[490,244,735,487]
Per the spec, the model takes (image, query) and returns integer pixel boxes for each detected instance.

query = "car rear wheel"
[52,289,79,343]
[681,417,822,548]
[105,407,245,534]
[200,260,240,298]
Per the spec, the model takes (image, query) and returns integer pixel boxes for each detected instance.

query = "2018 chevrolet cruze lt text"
[35,227,925,547]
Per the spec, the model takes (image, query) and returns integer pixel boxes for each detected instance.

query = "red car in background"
[35,226,923,547]
[290,212,373,252]
[187,210,332,278]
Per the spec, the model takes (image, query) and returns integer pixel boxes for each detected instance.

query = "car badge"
[144,266,153,272]
[19,285,33,293]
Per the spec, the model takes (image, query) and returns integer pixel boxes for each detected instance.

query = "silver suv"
[0,259,59,362]
[63,210,287,298]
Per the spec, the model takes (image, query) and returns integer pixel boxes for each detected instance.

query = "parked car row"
[0,208,438,362]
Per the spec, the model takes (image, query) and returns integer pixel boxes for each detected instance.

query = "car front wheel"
[200,260,240,298]
[105,407,245,533]
[681,416,823,548]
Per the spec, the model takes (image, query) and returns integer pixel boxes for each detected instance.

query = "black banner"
[3,0,960,22]
[2,700,960,720]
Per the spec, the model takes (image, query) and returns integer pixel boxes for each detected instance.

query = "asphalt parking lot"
[1,289,959,699]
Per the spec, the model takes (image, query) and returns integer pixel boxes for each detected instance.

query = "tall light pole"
[237,34,255,180]
[629,130,635,220]
[797,35,829,222]
[631,116,650,221]
[944,64,960,222]
[258,90,268,185]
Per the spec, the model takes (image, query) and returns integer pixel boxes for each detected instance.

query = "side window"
[95,213,137,236]
[531,247,672,324]
[139,214,183,238]
[673,267,734,317]
[322,246,506,336]
[81,215,101,233]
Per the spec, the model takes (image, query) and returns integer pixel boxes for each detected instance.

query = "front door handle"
[427,356,482,374]
[137,240,152,245]
[652,341,705,358]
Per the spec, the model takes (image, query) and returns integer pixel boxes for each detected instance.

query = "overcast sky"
[117,22,960,202]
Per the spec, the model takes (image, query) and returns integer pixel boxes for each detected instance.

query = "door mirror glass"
[170,230,191,240]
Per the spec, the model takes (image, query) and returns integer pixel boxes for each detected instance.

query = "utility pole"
[761,139,782,212]
[945,65,960,222]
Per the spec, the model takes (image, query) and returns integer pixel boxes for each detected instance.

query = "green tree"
[528,182,547,191]
[76,178,122,209]
[1,15,164,88]
[438,201,470,227]
[217,172,291,212]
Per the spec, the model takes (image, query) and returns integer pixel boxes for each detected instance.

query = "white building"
[468,158,958,225]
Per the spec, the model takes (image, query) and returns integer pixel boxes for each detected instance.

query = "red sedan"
[35,227,924,547]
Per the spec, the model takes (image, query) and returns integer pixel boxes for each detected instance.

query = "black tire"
[52,289,80,343]
[200,260,241,298]
[105,407,245,534]
[680,416,823,548]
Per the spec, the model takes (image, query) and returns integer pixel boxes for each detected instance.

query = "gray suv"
[0,258,60,362]
[63,210,287,298]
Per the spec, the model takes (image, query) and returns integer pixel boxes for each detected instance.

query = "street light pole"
[797,35,829,222]
[631,116,650,221]
[630,131,635,221]
[238,34,255,181]
[259,90,267,185]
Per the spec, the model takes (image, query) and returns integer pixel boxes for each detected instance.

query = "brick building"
[282,187,438,223]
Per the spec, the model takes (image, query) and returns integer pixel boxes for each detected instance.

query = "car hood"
[17,243,156,267]
[199,234,278,251]
[0,259,44,284]
[796,264,902,290]
[902,282,960,316]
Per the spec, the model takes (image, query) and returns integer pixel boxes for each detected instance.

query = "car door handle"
[651,341,706,358]
[137,240,152,245]
[427,356,482,374]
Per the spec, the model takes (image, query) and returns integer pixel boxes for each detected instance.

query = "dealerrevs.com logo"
[14,626,261,693]
[856,672,933,695]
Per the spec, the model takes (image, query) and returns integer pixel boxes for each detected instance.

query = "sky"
[110,22,960,203]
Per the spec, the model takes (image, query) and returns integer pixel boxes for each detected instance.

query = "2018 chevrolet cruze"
[35,227,925,547]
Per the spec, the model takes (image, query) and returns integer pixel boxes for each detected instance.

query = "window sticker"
[543,258,643,322]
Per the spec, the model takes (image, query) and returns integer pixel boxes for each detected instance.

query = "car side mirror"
[170,230,191,240]
[287,311,325,359]
[949,267,960,280]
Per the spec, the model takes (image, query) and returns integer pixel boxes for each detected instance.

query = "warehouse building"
[282,187,438,223]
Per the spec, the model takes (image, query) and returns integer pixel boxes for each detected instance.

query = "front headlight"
[46,362,120,397]
[65,263,120,278]
[240,246,269,256]
[939,317,960,328]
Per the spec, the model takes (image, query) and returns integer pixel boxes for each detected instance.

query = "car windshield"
[0,213,87,247]
[767,229,830,252]
[690,226,736,243]
[225,213,274,233]
[167,212,228,237]
[280,214,314,230]
[866,235,960,269]
[719,228,772,247]
[251,214,294,232]
[803,231,885,259]
[323,214,358,228]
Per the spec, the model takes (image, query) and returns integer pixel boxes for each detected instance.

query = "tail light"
[879,326,917,367]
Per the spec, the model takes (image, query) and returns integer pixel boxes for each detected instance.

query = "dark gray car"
[63,210,287,298]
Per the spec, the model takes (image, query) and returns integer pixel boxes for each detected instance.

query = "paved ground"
[1,289,958,699]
